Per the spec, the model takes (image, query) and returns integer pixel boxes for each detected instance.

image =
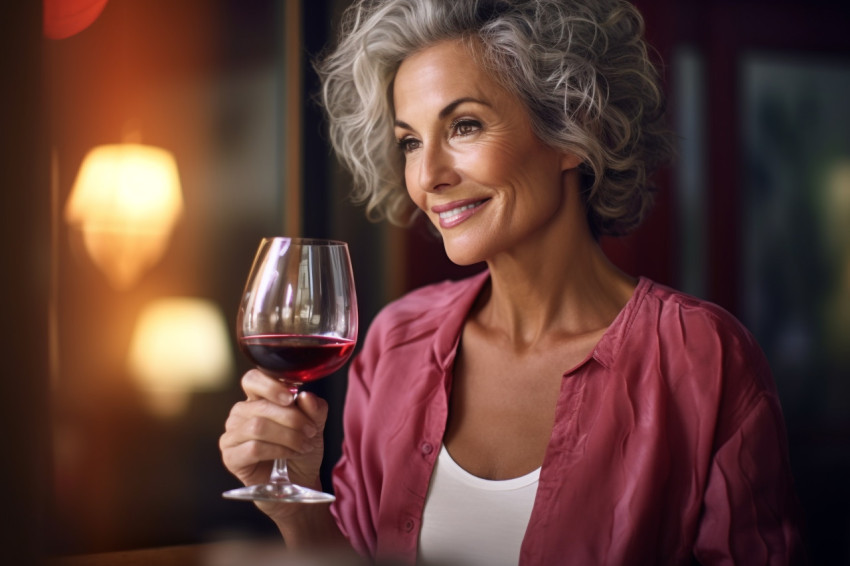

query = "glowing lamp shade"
[65,144,183,289]
[128,298,233,417]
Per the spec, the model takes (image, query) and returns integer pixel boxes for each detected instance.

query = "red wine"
[239,334,355,383]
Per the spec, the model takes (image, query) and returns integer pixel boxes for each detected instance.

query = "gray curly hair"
[316,0,674,237]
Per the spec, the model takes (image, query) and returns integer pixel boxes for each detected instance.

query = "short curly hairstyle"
[316,0,674,237]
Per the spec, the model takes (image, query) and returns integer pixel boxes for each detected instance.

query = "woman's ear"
[560,152,583,171]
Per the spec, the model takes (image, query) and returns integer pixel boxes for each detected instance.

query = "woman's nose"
[417,143,460,192]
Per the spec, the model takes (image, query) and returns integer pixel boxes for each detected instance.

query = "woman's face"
[393,39,580,266]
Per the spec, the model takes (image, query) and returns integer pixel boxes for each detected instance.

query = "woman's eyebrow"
[394,97,491,129]
[438,97,490,119]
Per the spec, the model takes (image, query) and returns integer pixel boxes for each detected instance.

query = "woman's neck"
[477,233,636,351]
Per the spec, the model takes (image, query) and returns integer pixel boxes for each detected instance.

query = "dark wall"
[0,2,50,565]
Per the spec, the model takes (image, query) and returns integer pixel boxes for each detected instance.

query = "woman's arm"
[694,394,807,564]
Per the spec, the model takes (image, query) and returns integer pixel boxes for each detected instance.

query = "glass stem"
[270,385,299,485]
[270,458,291,485]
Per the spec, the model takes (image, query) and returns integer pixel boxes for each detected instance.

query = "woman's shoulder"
[366,270,488,343]
[639,278,759,347]
[636,280,787,447]
[629,278,774,396]
[617,278,771,381]
[385,274,482,314]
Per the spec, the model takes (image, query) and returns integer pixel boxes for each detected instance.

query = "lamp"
[128,298,233,417]
[65,144,183,289]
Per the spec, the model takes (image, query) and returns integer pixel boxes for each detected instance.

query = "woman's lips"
[432,198,489,228]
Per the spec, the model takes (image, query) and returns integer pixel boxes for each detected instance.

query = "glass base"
[223,482,336,504]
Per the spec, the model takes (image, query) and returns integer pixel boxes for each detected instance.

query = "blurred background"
[1,0,848,564]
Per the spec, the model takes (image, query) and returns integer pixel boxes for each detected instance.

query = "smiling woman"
[320,0,672,240]
[219,1,807,564]
[393,40,579,266]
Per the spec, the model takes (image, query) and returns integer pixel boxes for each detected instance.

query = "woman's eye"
[397,137,421,153]
[452,119,481,137]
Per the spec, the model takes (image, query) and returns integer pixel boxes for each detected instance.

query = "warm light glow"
[43,0,110,39]
[65,144,183,289]
[128,298,233,417]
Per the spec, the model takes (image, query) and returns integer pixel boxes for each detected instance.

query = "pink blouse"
[329,272,806,565]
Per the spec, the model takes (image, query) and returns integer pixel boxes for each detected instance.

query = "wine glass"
[223,237,358,503]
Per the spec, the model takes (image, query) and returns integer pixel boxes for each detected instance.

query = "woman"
[220,1,806,564]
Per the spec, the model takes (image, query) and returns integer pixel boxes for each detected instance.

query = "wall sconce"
[127,298,233,417]
[65,144,183,289]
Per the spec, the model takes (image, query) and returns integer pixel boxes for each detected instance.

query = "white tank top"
[418,444,540,566]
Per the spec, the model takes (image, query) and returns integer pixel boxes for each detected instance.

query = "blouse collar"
[428,270,653,375]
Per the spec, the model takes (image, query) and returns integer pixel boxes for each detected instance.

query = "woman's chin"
[441,239,488,267]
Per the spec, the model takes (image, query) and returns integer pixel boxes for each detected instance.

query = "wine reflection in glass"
[223,237,358,503]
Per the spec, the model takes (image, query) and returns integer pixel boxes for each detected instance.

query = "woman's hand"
[219,369,329,519]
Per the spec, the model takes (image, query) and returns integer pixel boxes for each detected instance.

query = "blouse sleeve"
[693,362,807,564]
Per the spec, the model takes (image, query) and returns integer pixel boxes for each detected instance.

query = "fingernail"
[304,424,318,438]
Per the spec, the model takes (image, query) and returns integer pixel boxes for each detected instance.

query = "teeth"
[439,201,482,220]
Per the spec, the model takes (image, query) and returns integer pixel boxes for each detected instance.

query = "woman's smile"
[432,198,491,228]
